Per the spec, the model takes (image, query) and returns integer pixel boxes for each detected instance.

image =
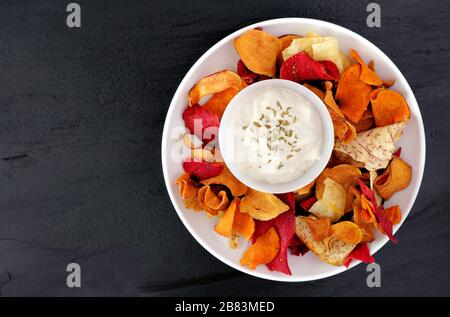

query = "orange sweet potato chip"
[240,227,280,269]
[323,82,356,144]
[316,164,362,212]
[233,205,255,241]
[197,185,230,216]
[360,194,377,224]
[384,205,402,225]
[336,64,373,123]
[175,173,198,199]
[374,156,412,200]
[240,188,289,221]
[201,166,248,197]
[203,80,246,118]
[188,70,243,106]
[351,49,383,86]
[296,178,316,198]
[215,199,239,237]
[234,29,282,77]
[303,217,331,241]
[329,221,363,245]
[354,109,374,132]
[371,89,410,127]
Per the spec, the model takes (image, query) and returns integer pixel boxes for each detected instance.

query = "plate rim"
[161,17,426,282]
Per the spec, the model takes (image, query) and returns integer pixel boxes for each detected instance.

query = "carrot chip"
[240,227,280,270]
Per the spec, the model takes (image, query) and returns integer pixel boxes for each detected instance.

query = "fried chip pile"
[174,29,414,274]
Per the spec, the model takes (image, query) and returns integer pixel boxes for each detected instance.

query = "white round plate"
[161,18,426,282]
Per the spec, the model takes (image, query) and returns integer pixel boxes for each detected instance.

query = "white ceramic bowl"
[161,18,425,282]
[219,79,334,194]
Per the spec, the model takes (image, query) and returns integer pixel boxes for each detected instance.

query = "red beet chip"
[237,60,258,84]
[182,104,219,143]
[393,147,402,157]
[344,242,375,268]
[299,196,318,212]
[182,159,224,180]
[280,51,339,83]
[358,179,397,243]
[288,235,309,256]
[251,192,296,275]
[319,60,340,81]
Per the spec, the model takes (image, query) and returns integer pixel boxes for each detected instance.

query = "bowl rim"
[161,17,426,282]
[219,78,334,194]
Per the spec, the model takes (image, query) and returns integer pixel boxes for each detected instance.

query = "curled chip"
[234,29,282,77]
[371,89,410,127]
[233,205,255,241]
[384,205,402,225]
[280,51,339,82]
[182,159,224,179]
[214,198,239,238]
[240,227,280,270]
[334,122,405,171]
[323,82,356,144]
[329,221,363,245]
[183,104,220,143]
[335,64,372,123]
[175,173,198,199]
[303,217,331,241]
[197,185,230,216]
[374,156,412,200]
[201,166,247,197]
[240,188,289,221]
[350,49,383,86]
[188,70,243,106]
[316,165,362,213]
[309,178,346,222]
[344,242,375,267]
[251,193,295,275]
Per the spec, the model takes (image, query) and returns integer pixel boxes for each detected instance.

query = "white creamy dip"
[228,86,323,184]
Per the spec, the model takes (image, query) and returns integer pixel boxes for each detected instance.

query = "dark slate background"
[0,0,449,296]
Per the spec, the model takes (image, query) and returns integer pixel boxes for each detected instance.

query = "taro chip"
[335,64,372,123]
[201,166,248,197]
[344,242,375,267]
[188,70,242,106]
[182,159,224,180]
[240,227,280,270]
[350,49,383,86]
[280,51,339,82]
[240,189,289,221]
[371,89,410,127]
[251,193,295,275]
[384,205,402,225]
[374,156,412,200]
[303,217,331,241]
[197,185,230,216]
[329,221,363,245]
[183,104,219,143]
[214,198,239,237]
[234,29,282,77]
[358,179,397,243]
